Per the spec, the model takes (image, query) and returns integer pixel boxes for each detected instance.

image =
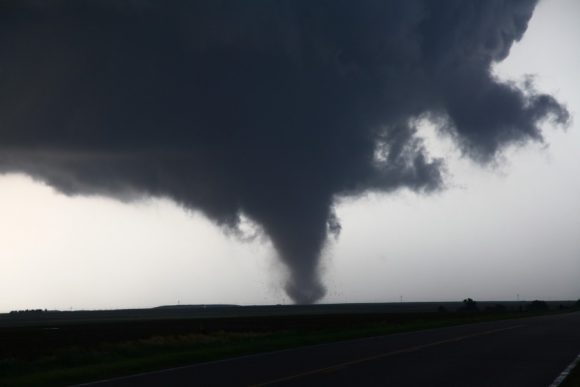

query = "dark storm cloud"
[0,0,567,303]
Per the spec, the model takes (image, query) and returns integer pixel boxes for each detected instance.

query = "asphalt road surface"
[80,312,580,387]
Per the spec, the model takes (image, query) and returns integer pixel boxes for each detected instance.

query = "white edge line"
[549,353,580,387]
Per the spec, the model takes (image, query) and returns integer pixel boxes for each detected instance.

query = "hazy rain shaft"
[0,1,568,303]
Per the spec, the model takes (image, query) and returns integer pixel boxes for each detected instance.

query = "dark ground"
[0,301,564,360]
[1,302,578,386]
[81,311,580,387]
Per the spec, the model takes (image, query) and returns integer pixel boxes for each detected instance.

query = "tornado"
[0,0,567,303]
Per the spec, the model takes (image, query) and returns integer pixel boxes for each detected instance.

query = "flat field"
[0,301,576,386]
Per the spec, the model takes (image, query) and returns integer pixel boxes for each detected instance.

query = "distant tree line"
[9,309,48,315]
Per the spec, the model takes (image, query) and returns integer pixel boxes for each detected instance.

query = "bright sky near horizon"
[0,0,578,312]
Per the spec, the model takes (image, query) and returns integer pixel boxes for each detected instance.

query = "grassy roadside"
[1,309,574,387]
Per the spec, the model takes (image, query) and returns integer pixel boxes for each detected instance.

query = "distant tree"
[527,300,549,312]
[575,299,580,309]
[458,298,479,312]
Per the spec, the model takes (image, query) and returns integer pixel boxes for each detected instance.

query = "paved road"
[81,312,580,387]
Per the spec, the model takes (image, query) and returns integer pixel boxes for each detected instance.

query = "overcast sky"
[0,0,578,311]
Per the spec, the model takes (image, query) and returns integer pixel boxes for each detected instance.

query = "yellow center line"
[250,325,524,386]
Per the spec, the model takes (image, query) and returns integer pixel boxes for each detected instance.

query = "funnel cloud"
[0,1,568,303]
